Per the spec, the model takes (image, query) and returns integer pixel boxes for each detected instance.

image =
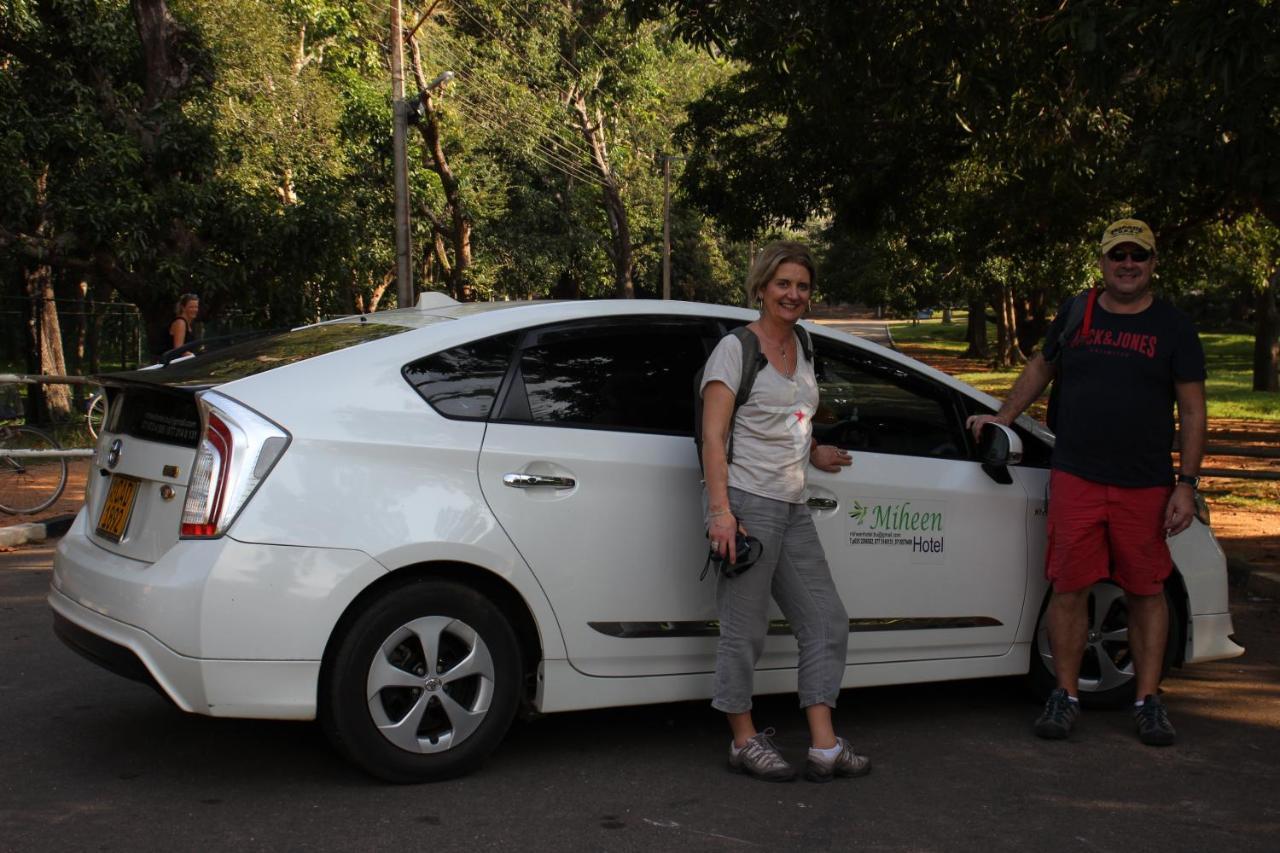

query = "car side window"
[403,332,519,420]
[811,338,967,459]
[502,321,707,435]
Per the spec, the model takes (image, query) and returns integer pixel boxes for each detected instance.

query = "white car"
[50,297,1243,781]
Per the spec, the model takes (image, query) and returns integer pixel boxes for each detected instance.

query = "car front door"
[805,335,1030,665]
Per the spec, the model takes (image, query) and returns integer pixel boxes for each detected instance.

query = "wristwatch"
[1176,474,1200,489]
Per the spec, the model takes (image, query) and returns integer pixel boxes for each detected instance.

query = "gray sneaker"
[804,737,872,783]
[728,728,796,782]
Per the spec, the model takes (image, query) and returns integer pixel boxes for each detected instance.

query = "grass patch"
[1200,333,1279,422]
[1201,477,1280,512]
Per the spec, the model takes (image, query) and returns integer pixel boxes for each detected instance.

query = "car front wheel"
[321,578,522,782]
[1028,580,1182,709]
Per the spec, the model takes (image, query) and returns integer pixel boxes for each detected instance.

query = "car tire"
[321,578,522,782]
[1027,580,1182,709]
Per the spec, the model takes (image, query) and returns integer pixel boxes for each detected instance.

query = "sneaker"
[728,728,796,782]
[1034,687,1079,739]
[804,737,871,783]
[1134,695,1176,746]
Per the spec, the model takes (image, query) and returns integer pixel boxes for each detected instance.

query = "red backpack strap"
[1081,287,1099,339]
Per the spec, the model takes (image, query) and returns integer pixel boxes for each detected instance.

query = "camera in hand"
[701,532,764,580]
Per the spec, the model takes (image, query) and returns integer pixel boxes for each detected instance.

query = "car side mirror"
[978,422,1023,484]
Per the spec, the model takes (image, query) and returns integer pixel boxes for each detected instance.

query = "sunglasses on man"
[1105,248,1153,263]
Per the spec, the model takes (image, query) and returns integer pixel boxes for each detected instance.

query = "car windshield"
[106,319,421,389]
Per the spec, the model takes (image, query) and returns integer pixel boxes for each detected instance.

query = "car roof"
[106,295,1054,446]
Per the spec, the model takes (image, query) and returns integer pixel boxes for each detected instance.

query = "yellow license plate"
[96,475,141,543]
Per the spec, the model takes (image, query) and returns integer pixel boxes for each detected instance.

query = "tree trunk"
[991,286,1027,368]
[569,91,634,298]
[407,36,472,301]
[964,297,987,358]
[1253,269,1279,392]
[24,264,73,421]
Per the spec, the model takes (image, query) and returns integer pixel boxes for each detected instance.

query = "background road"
[3,541,1278,853]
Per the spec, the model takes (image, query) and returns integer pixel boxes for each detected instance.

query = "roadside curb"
[0,514,75,548]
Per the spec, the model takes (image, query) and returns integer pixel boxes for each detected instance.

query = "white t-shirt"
[699,330,818,504]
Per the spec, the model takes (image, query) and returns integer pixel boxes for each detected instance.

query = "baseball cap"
[1100,219,1156,253]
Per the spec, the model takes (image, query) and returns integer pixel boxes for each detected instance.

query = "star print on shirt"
[793,410,806,424]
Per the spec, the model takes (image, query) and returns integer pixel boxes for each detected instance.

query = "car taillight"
[181,392,290,538]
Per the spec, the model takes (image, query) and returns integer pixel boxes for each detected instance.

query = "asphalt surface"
[3,541,1279,853]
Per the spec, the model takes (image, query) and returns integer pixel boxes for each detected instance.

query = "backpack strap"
[730,326,766,412]
[794,324,813,363]
[1043,288,1097,363]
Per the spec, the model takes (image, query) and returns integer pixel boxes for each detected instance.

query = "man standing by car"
[968,218,1207,746]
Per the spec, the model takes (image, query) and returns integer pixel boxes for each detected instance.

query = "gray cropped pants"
[711,487,850,714]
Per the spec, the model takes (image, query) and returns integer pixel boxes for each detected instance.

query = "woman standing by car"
[700,241,868,783]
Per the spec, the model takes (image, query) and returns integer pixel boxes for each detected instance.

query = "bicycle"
[86,389,107,439]
[0,423,69,515]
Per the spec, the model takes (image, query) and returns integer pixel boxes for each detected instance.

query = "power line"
[449,95,607,188]
[447,91,606,187]
[451,0,587,81]
[423,35,600,165]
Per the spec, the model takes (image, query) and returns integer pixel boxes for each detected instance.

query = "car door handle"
[807,497,838,510]
[503,473,576,489]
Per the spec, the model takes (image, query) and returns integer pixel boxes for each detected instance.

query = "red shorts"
[1045,470,1173,596]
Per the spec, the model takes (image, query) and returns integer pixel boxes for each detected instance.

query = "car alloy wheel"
[366,615,496,754]
[322,579,521,782]
[1028,580,1180,709]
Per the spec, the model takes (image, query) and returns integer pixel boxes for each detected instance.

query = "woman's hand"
[810,444,852,473]
[707,511,743,563]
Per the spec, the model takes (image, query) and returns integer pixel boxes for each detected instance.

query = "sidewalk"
[0,514,75,547]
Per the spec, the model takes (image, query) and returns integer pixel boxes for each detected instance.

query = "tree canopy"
[1,0,1276,392]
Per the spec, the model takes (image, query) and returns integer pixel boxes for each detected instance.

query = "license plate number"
[96,476,140,543]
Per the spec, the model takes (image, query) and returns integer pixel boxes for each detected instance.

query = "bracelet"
[707,509,732,519]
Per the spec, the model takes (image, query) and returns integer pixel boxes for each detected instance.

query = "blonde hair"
[174,293,199,316]
[745,241,816,303]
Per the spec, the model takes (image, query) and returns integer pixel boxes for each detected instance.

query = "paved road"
[810,318,895,347]
[3,542,1278,852]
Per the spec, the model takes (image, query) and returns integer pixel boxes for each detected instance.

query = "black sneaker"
[1034,687,1080,739]
[1134,694,1176,746]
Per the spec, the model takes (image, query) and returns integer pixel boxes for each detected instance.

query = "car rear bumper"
[49,586,320,718]
[49,509,389,719]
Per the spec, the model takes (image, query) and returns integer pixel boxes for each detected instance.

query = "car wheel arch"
[318,560,545,712]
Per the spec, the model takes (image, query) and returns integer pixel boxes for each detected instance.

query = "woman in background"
[168,293,200,356]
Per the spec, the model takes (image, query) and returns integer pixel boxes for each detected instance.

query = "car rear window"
[404,332,519,420]
[112,321,415,389]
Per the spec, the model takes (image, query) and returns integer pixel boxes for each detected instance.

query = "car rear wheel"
[321,578,521,782]
[1028,580,1181,709]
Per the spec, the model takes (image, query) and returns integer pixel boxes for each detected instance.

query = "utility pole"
[390,0,414,308]
[660,154,683,300]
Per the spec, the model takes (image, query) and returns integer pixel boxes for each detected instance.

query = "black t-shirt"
[1043,295,1205,487]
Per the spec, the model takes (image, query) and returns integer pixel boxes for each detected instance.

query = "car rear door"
[477,317,733,677]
